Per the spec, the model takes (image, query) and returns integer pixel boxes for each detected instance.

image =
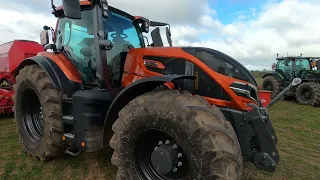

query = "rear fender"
[102,75,196,145]
[15,56,82,96]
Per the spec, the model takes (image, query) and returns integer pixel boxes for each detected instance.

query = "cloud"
[175,0,320,70]
[108,0,214,26]
[0,9,56,44]
[0,0,318,71]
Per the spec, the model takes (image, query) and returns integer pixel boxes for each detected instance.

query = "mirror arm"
[143,36,150,47]
[51,0,56,12]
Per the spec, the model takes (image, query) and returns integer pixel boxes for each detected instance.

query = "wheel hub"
[151,140,180,174]
[134,131,189,179]
[22,88,44,142]
[301,88,312,100]
[305,91,310,98]
[265,82,273,91]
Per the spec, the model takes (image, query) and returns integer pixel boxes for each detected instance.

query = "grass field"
[0,79,319,179]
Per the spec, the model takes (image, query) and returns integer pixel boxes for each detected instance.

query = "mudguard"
[102,74,196,145]
[262,72,284,82]
[15,56,82,96]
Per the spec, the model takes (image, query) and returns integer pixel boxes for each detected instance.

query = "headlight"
[230,81,259,102]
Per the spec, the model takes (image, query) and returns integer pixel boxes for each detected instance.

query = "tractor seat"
[108,45,130,86]
[80,47,93,57]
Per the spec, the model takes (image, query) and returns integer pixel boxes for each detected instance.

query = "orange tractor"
[12,0,288,179]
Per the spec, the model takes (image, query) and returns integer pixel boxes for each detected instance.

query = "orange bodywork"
[37,52,82,83]
[50,1,255,111]
[122,47,256,111]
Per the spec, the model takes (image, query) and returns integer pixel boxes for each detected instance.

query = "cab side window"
[195,50,250,82]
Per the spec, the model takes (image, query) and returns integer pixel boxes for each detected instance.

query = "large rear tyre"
[295,82,320,107]
[262,75,281,98]
[110,90,243,180]
[13,65,66,160]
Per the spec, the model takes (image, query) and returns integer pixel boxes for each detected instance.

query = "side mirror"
[166,27,172,47]
[151,27,163,47]
[272,63,276,70]
[62,0,81,19]
[141,21,150,33]
[134,17,150,33]
[40,30,49,46]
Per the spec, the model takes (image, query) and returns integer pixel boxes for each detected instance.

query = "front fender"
[262,72,284,82]
[102,74,196,145]
[15,56,82,96]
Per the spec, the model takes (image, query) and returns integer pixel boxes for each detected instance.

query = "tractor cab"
[40,2,172,88]
[275,56,316,82]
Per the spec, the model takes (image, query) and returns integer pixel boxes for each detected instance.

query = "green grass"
[255,77,263,86]
[0,102,319,179]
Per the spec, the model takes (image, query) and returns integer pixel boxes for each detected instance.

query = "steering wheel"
[111,33,128,39]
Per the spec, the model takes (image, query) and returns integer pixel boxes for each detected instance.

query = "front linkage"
[244,78,301,171]
[243,103,279,172]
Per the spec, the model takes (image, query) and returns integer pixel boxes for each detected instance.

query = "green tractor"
[262,55,320,106]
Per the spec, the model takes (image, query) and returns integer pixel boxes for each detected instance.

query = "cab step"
[63,115,75,125]
[63,132,76,144]
[62,97,73,104]
[65,146,80,157]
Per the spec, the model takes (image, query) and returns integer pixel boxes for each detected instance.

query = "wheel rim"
[21,88,44,143]
[301,88,312,101]
[134,129,190,180]
[264,82,273,91]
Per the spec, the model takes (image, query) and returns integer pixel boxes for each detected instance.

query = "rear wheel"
[13,65,66,160]
[262,75,280,98]
[110,90,243,180]
[295,82,320,106]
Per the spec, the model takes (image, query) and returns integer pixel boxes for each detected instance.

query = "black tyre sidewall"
[262,75,280,98]
[15,79,43,153]
[296,83,315,105]
[262,80,273,91]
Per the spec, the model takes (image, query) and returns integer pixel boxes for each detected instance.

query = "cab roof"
[52,1,135,20]
[276,56,320,61]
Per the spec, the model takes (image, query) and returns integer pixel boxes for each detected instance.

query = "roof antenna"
[51,0,56,12]
[277,53,279,58]
[300,53,302,56]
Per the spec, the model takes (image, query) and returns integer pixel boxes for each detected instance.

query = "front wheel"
[110,90,243,180]
[13,65,66,160]
[262,75,280,98]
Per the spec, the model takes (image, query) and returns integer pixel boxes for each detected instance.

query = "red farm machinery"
[0,40,44,115]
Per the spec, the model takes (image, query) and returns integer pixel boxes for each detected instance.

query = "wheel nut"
[177,162,182,167]
[154,146,158,150]
[165,140,170,144]
[158,141,163,145]
[172,144,177,149]
[173,167,177,172]
[178,153,182,158]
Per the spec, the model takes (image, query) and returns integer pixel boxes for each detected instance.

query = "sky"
[0,0,319,70]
